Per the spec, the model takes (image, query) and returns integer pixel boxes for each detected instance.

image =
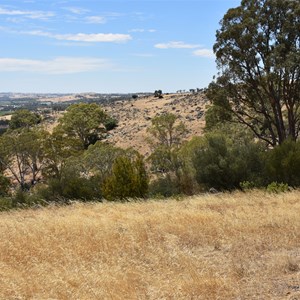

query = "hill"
[1,191,299,299]
[102,92,208,155]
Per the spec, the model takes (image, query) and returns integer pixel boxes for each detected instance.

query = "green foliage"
[12,189,28,205]
[147,113,187,182]
[103,154,148,201]
[0,197,13,211]
[57,103,108,149]
[44,156,101,201]
[83,142,125,181]
[266,182,289,194]
[240,181,256,191]
[213,0,300,145]
[205,82,232,131]
[148,113,187,149]
[104,117,118,131]
[193,133,264,190]
[154,90,163,98]
[148,175,180,198]
[9,109,41,130]
[0,174,10,197]
[0,128,49,190]
[43,128,82,179]
[148,145,173,173]
[147,113,193,195]
[264,139,300,187]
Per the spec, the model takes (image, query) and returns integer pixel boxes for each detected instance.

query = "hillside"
[1,191,299,299]
[1,92,208,156]
[102,92,208,155]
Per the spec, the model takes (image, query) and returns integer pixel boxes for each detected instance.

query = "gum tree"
[210,0,300,146]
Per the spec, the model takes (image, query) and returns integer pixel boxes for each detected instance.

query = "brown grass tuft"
[1,190,300,299]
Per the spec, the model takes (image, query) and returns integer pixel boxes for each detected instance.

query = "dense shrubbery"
[264,139,300,187]
[193,133,264,190]
[103,153,148,201]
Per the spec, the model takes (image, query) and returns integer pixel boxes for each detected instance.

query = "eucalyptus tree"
[56,103,108,149]
[210,0,300,146]
[0,128,48,190]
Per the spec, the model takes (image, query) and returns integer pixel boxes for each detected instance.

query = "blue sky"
[0,0,240,93]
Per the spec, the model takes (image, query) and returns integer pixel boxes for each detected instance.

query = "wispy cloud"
[193,48,214,58]
[85,16,106,24]
[0,7,54,20]
[0,57,113,74]
[154,41,201,49]
[62,7,90,15]
[25,30,132,43]
[129,28,156,33]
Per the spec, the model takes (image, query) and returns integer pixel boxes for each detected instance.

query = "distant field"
[1,191,300,299]
[0,111,12,118]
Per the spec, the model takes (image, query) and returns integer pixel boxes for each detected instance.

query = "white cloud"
[85,16,106,24]
[26,30,132,43]
[155,41,201,49]
[193,49,214,58]
[0,7,54,20]
[0,57,113,74]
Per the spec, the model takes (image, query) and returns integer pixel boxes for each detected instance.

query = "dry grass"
[1,191,300,299]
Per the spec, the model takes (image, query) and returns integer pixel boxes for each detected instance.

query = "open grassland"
[0,191,300,299]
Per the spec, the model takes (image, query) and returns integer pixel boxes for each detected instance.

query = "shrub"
[0,197,13,211]
[12,189,28,206]
[264,139,300,187]
[0,174,10,197]
[148,175,180,198]
[104,117,118,131]
[266,182,289,194]
[193,133,264,190]
[103,154,148,201]
[240,181,256,191]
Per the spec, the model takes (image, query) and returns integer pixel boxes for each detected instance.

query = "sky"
[0,0,240,93]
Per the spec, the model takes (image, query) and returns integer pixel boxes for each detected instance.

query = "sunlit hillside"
[1,191,300,299]
[102,93,207,155]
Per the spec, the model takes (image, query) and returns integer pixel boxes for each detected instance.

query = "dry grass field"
[0,191,300,299]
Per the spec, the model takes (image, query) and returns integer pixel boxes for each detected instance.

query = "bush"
[38,155,103,202]
[43,175,101,202]
[264,139,300,187]
[12,189,28,206]
[0,174,10,197]
[266,182,289,194]
[0,197,13,211]
[104,117,118,131]
[240,181,256,191]
[103,154,148,201]
[148,175,180,198]
[193,133,264,190]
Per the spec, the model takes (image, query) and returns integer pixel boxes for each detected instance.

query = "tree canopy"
[9,109,41,130]
[210,0,300,146]
[57,103,108,149]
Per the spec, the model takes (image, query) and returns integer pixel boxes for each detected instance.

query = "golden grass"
[1,191,300,299]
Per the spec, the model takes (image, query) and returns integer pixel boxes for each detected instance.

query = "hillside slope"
[102,93,208,155]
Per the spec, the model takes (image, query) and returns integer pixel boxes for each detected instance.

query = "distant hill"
[101,92,208,155]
